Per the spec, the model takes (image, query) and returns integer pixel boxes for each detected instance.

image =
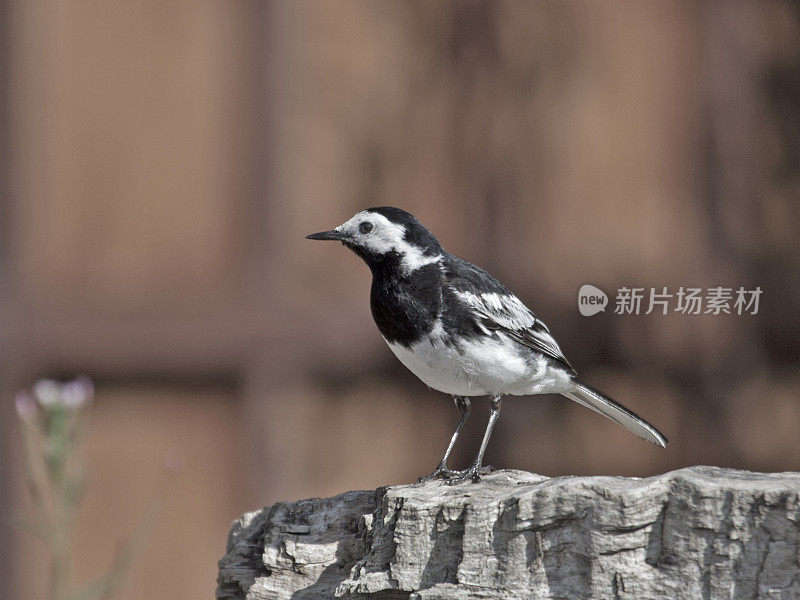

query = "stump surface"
[217,467,800,599]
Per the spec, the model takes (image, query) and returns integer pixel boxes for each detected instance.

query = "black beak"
[306,229,346,241]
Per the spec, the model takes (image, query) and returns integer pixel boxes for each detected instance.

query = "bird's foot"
[417,463,464,483]
[443,463,496,485]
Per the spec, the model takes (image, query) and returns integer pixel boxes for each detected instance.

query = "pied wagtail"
[308,207,667,483]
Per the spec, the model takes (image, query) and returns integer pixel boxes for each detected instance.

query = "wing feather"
[454,289,572,370]
[443,255,574,372]
[443,255,573,371]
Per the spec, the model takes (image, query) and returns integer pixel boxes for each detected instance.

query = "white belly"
[385,330,571,397]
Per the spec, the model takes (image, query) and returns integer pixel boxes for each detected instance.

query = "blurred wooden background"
[1,1,799,599]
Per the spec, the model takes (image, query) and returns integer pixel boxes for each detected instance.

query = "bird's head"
[307,207,443,273]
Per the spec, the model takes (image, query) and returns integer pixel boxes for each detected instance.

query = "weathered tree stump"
[217,467,800,599]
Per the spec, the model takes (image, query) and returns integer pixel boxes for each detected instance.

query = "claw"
[417,466,460,483]
[443,463,495,485]
[444,465,480,485]
[418,463,496,484]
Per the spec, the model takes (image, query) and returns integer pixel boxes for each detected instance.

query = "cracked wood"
[217,467,800,600]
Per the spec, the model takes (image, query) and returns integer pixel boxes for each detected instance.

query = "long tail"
[562,380,668,447]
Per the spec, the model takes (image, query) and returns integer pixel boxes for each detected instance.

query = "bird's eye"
[359,221,374,234]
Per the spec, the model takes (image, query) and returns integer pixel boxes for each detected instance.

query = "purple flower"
[29,376,95,410]
[33,379,60,407]
[61,376,94,408]
[15,392,38,420]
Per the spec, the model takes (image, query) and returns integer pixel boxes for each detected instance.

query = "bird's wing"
[443,256,573,371]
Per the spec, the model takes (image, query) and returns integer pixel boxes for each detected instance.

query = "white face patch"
[334,211,442,274]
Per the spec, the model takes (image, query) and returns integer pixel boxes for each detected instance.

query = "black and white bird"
[307,207,667,483]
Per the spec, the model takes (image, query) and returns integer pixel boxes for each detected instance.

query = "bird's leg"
[447,395,502,484]
[418,396,471,482]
